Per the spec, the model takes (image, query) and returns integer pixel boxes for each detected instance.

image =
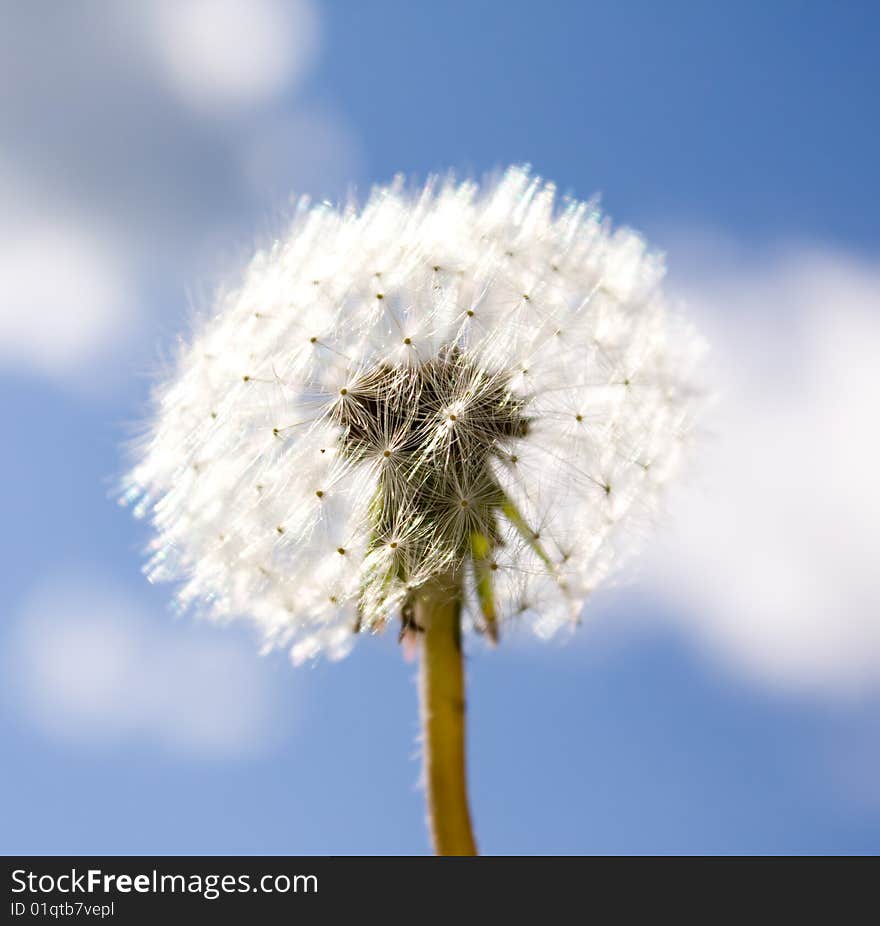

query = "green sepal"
[498,489,555,570]
[469,531,498,643]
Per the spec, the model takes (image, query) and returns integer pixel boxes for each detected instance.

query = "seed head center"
[332,348,530,565]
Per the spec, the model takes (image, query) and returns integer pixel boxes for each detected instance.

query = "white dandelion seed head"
[124,166,704,661]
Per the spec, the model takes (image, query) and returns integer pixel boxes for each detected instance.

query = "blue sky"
[2,0,879,855]
[318,0,879,248]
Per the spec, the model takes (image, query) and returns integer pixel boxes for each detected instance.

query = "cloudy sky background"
[2,0,878,854]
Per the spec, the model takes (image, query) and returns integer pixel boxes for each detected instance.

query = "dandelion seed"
[127,162,703,651]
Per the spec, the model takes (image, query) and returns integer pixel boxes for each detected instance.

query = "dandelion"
[123,166,703,854]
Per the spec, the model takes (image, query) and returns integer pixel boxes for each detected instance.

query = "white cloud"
[643,247,880,696]
[0,218,137,380]
[145,0,320,112]
[6,571,288,759]
[0,3,367,394]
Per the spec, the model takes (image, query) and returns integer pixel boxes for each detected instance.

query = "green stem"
[416,572,478,856]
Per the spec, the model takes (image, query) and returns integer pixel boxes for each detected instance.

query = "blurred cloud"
[144,0,320,113]
[0,216,136,380]
[5,570,288,759]
[0,0,360,391]
[241,108,363,203]
[644,246,880,697]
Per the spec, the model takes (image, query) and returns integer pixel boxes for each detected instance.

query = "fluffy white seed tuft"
[123,166,704,662]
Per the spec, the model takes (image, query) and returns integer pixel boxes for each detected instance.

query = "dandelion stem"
[417,572,478,856]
